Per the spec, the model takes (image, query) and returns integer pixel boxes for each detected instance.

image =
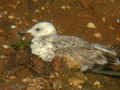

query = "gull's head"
[27,22,57,38]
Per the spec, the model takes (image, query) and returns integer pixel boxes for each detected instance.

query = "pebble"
[77,85,83,89]
[94,32,102,39]
[32,19,38,23]
[68,77,85,88]
[116,37,120,41]
[9,75,16,80]
[110,0,115,3]
[35,9,40,13]
[0,28,3,33]
[66,5,71,9]
[116,18,120,24]
[0,55,7,59]
[22,77,31,83]
[61,5,66,10]
[22,37,26,40]
[11,25,16,29]
[102,17,106,23]
[2,45,9,49]
[33,0,38,3]
[61,5,71,10]
[108,26,115,30]
[18,20,23,24]
[8,15,14,20]
[87,22,96,29]
[4,11,8,15]
[41,6,45,10]
[93,80,103,88]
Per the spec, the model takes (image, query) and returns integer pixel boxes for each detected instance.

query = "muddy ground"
[0,0,120,90]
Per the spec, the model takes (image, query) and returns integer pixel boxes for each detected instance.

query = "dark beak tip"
[17,32,27,36]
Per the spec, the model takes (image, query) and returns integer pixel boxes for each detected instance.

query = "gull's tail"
[90,44,120,76]
[92,43,120,65]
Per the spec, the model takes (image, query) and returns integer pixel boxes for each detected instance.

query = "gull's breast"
[31,38,56,62]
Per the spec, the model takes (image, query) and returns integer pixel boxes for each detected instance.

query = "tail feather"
[92,44,117,56]
[92,43,120,66]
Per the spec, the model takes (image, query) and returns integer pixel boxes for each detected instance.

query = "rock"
[87,22,96,29]
[8,15,14,20]
[2,44,10,49]
[93,80,103,88]
[11,25,16,29]
[94,32,102,39]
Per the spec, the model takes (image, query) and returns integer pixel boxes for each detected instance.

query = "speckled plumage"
[27,22,119,71]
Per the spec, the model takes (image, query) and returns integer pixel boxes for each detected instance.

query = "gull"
[27,22,120,71]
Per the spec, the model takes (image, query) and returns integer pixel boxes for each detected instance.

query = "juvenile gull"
[27,22,119,71]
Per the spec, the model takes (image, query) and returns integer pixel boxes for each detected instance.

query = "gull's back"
[53,35,116,71]
[53,35,92,49]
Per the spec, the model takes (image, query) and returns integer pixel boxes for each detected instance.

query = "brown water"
[0,0,120,90]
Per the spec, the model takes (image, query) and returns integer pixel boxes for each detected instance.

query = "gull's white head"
[27,22,57,38]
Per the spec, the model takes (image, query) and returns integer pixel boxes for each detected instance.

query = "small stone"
[9,75,16,80]
[61,5,71,10]
[68,77,85,86]
[77,85,83,89]
[0,55,7,59]
[33,0,38,3]
[93,80,103,88]
[18,20,23,24]
[116,18,120,25]
[87,22,96,29]
[22,37,26,40]
[22,77,31,83]
[4,11,8,15]
[11,25,16,29]
[116,37,120,41]
[94,32,102,39]
[108,26,115,30]
[102,17,106,23]
[66,5,71,9]
[93,80,100,86]
[61,5,66,10]
[35,9,40,13]
[2,45,9,49]
[110,0,115,3]
[32,19,38,23]
[0,28,3,33]
[8,15,14,19]
[11,4,17,9]
[41,6,45,10]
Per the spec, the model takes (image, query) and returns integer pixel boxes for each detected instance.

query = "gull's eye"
[35,28,41,32]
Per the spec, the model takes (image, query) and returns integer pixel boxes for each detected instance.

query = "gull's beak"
[17,29,32,37]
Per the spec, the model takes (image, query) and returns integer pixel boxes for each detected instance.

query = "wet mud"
[0,0,120,90]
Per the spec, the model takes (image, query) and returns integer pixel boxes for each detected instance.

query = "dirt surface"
[0,0,120,90]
